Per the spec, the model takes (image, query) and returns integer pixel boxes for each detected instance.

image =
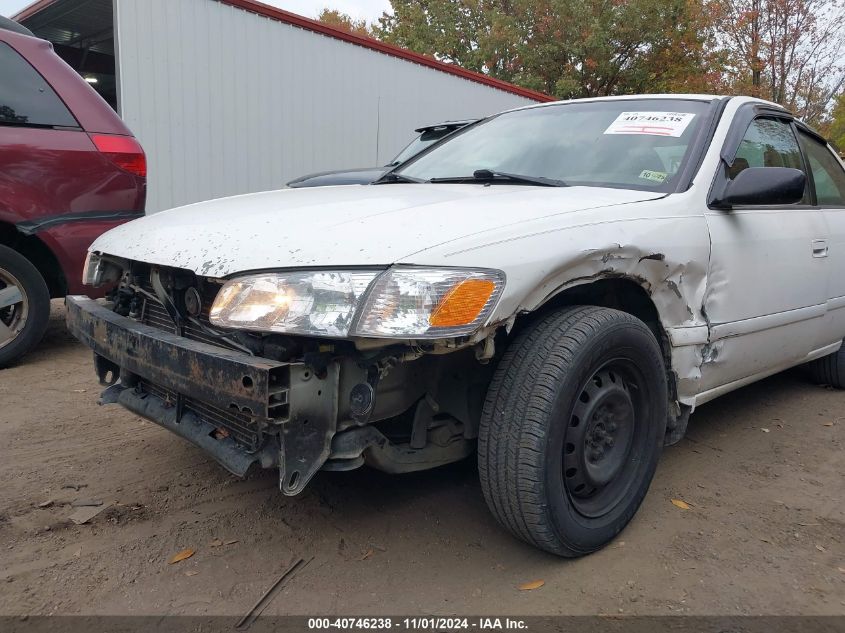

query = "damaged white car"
[68,95,845,556]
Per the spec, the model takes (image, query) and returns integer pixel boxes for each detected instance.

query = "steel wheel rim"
[562,360,646,519]
[0,267,28,350]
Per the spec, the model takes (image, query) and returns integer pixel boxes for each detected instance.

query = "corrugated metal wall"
[113,0,537,212]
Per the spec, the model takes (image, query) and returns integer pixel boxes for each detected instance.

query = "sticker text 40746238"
[604,112,696,137]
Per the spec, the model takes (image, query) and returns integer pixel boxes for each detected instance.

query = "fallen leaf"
[671,499,691,510]
[185,570,199,577]
[224,539,239,546]
[823,422,834,427]
[209,539,223,548]
[359,549,374,561]
[72,389,87,393]
[37,500,53,508]
[760,428,770,433]
[816,544,826,552]
[838,567,845,573]
[168,548,196,564]
[519,579,545,591]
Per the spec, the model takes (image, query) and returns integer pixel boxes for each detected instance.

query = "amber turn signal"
[429,279,496,328]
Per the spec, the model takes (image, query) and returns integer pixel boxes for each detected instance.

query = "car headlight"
[82,252,101,286]
[82,252,122,287]
[209,271,379,337]
[353,267,505,338]
[209,267,505,339]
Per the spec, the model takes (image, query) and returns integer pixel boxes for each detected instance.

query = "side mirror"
[713,167,805,208]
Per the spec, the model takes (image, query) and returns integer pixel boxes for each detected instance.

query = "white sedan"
[68,94,845,556]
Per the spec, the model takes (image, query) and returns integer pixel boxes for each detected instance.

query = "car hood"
[91,184,664,278]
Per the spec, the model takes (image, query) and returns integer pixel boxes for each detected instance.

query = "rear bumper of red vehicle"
[19,211,144,297]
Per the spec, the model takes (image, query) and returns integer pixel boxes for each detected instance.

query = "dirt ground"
[0,302,843,617]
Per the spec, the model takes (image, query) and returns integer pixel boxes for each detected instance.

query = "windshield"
[396,100,713,191]
[389,126,464,165]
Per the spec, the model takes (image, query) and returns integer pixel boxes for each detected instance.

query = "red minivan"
[0,17,146,367]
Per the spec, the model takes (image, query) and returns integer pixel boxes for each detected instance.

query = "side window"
[731,117,804,176]
[728,117,808,203]
[797,131,845,206]
[0,41,77,128]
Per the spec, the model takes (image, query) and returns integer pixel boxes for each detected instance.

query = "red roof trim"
[14,0,553,102]
[13,0,58,21]
[219,0,553,102]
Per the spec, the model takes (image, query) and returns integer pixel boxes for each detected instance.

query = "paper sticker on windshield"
[639,169,668,183]
[604,112,696,137]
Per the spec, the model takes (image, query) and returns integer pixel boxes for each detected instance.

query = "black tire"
[478,306,667,557]
[806,344,845,388]
[0,245,50,368]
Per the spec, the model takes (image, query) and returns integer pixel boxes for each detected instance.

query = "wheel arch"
[510,274,680,412]
[0,221,67,298]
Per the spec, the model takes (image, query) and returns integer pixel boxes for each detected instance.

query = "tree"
[714,0,845,125]
[343,0,844,126]
[374,1,493,72]
[317,8,375,38]
[498,0,726,98]
[375,0,724,100]
[829,92,845,150]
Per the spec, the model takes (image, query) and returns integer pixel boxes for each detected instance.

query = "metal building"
[15,0,550,212]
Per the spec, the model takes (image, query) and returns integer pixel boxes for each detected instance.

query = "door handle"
[812,239,829,258]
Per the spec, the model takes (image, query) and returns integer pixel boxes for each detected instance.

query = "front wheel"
[478,306,667,556]
[0,245,50,368]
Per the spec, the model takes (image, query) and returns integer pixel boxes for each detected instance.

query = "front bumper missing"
[99,382,278,476]
[65,296,340,495]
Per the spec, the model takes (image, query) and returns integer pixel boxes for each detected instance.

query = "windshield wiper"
[372,172,424,185]
[429,169,568,187]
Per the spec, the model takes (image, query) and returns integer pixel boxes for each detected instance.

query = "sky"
[0,0,392,21]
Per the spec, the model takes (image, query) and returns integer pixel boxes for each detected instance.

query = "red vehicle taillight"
[90,134,147,178]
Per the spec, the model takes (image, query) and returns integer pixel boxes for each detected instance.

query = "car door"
[699,111,829,393]
[795,128,845,348]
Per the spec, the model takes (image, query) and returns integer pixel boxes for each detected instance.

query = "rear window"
[0,41,78,128]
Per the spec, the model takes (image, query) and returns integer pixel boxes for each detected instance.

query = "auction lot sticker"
[604,111,696,137]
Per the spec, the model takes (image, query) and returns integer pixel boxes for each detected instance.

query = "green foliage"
[322,0,845,121]
[830,93,845,151]
[373,1,491,71]
[375,0,723,99]
[317,8,375,38]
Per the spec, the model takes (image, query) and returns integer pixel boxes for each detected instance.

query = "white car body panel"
[90,184,664,276]
[89,94,845,412]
